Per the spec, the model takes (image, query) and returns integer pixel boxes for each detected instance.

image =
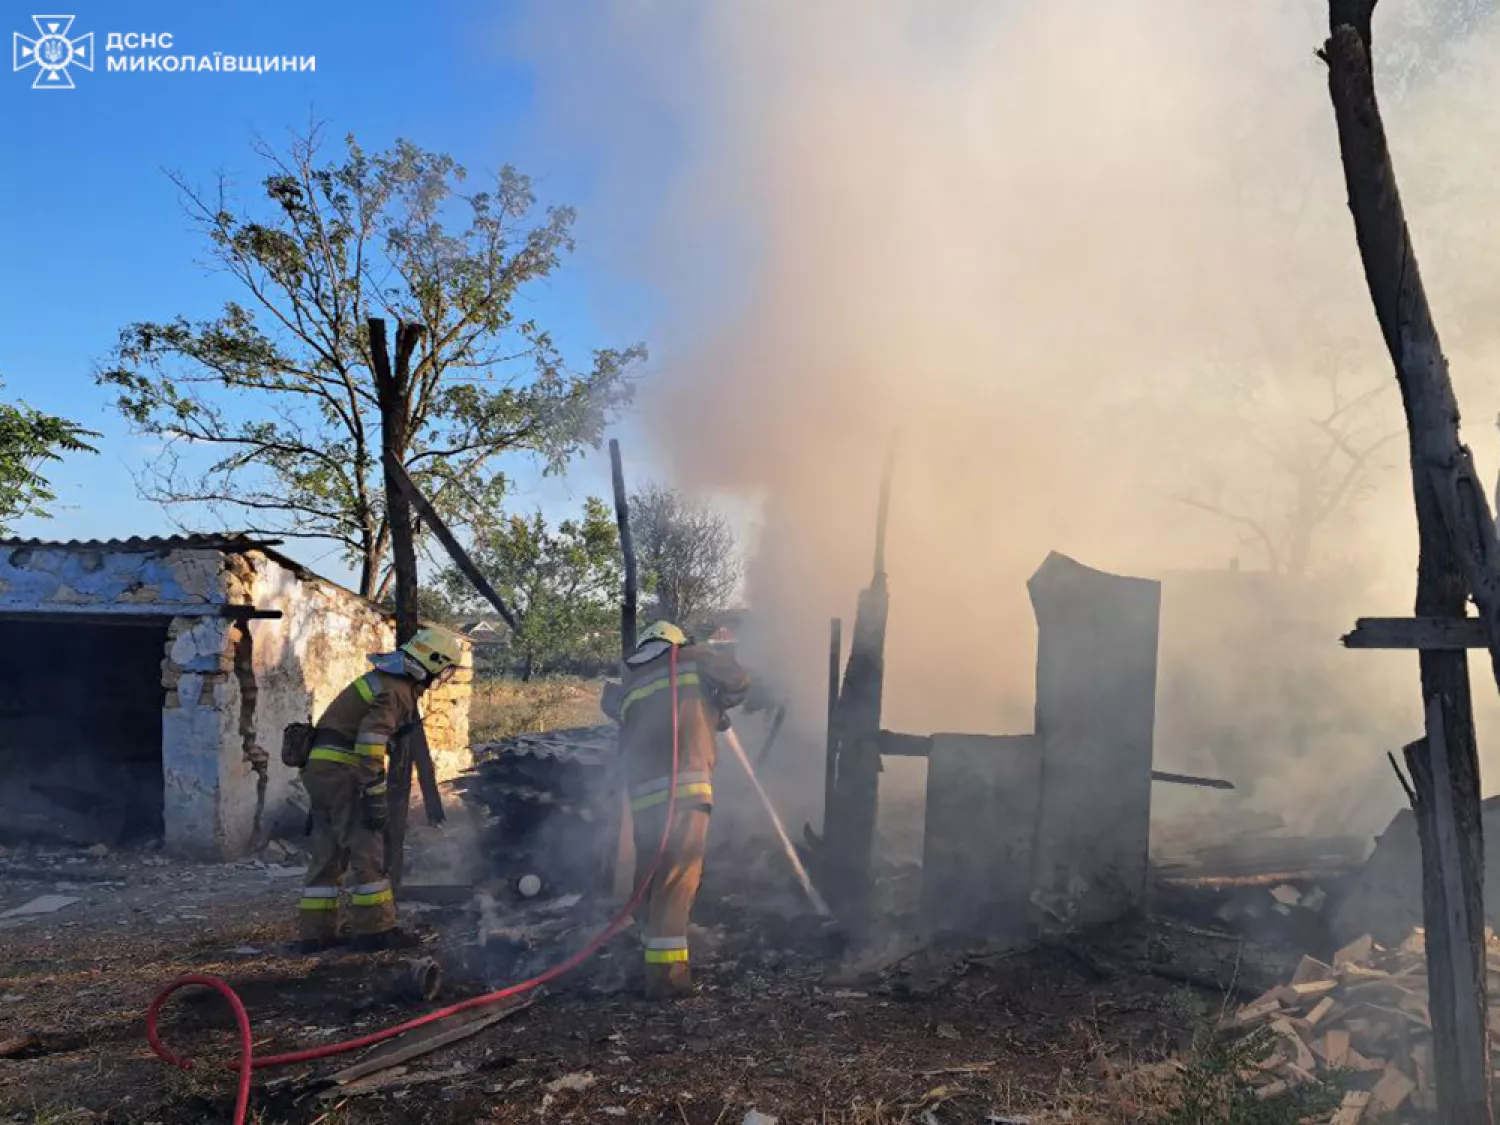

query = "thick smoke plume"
[518,0,1500,843]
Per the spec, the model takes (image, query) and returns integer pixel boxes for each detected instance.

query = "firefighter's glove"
[716,711,732,732]
[362,775,389,831]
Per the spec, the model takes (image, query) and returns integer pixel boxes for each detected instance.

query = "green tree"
[631,483,741,628]
[0,383,98,534]
[445,497,620,678]
[100,126,644,599]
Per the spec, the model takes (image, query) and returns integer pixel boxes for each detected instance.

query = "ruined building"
[0,535,471,858]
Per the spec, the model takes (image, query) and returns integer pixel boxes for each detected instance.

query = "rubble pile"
[1226,929,1492,1120]
[455,726,618,896]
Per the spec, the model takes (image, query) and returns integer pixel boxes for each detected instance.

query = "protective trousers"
[631,802,710,999]
[298,758,397,940]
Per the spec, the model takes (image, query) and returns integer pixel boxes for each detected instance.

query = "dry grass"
[468,676,606,743]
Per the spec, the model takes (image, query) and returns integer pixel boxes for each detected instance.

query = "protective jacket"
[603,642,749,997]
[297,667,422,941]
[604,642,750,811]
[309,669,421,767]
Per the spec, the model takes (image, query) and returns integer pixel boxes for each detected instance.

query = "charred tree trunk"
[1322,6,1491,1120]
[371,318,442,888]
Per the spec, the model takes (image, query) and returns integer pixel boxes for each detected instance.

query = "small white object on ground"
[518,874,542,898]
[1,895,81,918]
[744,1112,780,1125]
[1270,884,1302,907]
[544,1072,595,1093]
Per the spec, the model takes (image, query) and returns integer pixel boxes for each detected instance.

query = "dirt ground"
[0,826,1281,1125]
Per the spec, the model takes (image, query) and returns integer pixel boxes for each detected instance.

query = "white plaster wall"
[227,552,473,853]
[161,612,238,857]
[0,542,472,859]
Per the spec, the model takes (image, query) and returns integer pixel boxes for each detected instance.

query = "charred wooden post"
[609,438,638,656]
[822,617,842,837]
[607,439,639,900]
[824,441,896,930]
[372,318,444,886]
[1322,5,1491,1119]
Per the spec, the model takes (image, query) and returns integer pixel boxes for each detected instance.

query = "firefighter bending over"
[297,626,463,953]
[603,621,750,998]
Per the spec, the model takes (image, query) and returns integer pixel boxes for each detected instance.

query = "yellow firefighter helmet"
[637,620,687,649]
[401,626,465,678]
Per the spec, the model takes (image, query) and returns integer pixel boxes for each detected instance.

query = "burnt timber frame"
[819,442,895,931]
[815,442,1232,932]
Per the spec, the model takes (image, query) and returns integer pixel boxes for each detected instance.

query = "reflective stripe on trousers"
[630,771,712,812]
[348,879,393,908]
[299,885,340,912]
[644,935,689,964]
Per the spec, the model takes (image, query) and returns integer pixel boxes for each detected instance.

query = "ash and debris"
[0,759,1443,1125]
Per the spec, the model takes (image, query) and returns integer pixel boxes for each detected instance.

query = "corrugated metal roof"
[0,533,276,554]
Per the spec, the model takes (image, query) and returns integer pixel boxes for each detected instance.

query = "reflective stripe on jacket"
[309,670,420,768]
[606,643,750,802]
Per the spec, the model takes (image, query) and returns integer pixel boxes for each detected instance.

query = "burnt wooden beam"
[218,606,283,620]
[382,451,520,633]
[825,443,898,931]
[1323,4,1491,1118]
[609,439,638,657]
[869,730,1233,790]
[875,730,932,757]
[1149,770,1234,791]
[873,436,898,578]
[1343,617,1488,649]
[822,617,842,838]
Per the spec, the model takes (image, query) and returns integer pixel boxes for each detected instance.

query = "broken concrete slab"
[1027,552,1160,929]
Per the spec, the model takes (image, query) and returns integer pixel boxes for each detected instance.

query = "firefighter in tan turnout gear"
[603,621,750,998]
[297,627,463,952]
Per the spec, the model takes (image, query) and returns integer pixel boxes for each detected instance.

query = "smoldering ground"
[509,0,1500,849]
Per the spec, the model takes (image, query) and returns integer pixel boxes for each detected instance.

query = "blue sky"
[0,1,672,585]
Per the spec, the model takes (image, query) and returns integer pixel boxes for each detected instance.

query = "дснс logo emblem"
[13,15,93,89]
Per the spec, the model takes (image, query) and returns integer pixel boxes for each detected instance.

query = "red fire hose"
[147,649,685,1125]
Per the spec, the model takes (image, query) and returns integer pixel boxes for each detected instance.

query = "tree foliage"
[0,382,98,534]
[99,126,644,598]
[444,498,620,678]
[630,483,741,628]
